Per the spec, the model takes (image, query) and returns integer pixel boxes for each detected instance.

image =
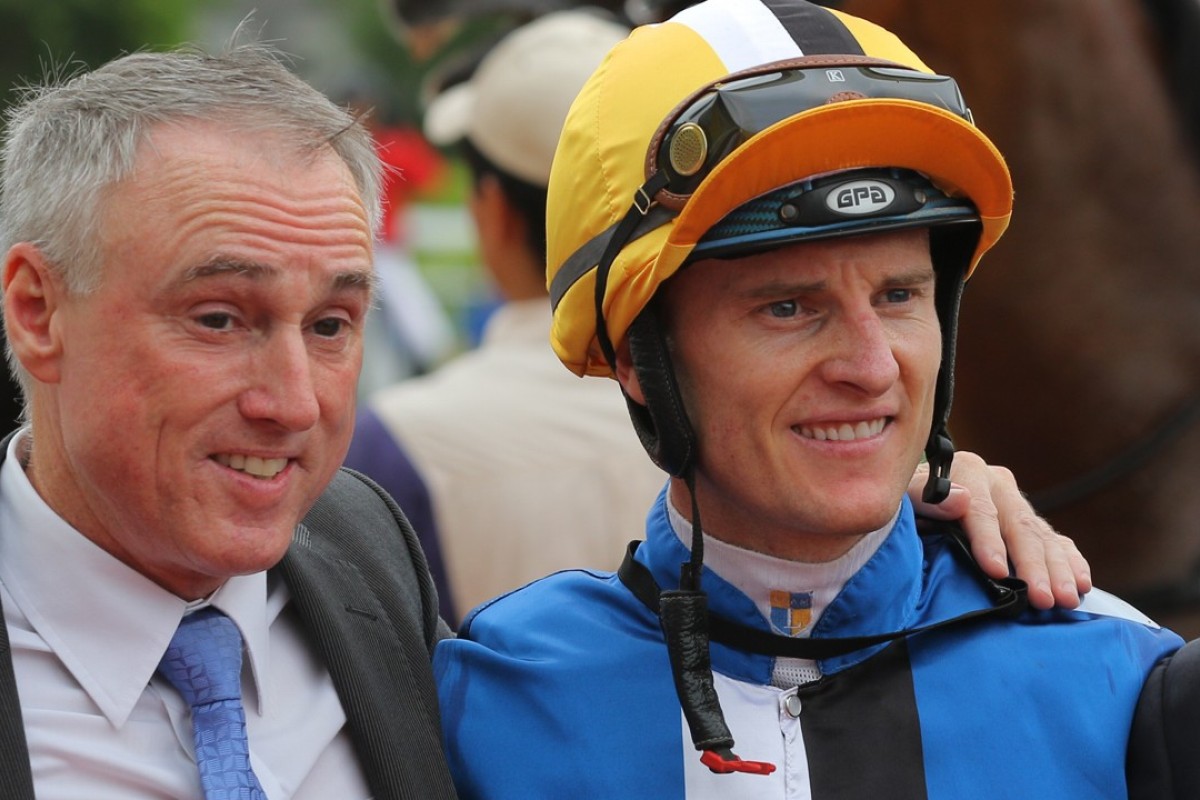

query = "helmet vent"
[669,122,708,177]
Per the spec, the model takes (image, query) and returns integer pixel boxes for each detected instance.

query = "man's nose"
[237,329,321,431]
[818,309,901,396]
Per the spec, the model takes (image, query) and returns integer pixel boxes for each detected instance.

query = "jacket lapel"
[0,432,35,799]
[279,522,457,800]
[0,596,35,800]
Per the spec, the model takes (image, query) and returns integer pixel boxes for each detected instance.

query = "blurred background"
[0,0,1197,630]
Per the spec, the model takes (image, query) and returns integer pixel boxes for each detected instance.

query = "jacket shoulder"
[299,467,447,647]
[287,468,459,798]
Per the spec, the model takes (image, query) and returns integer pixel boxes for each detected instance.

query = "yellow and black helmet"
[547,0,1011,376]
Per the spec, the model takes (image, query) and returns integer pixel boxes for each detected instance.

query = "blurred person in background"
[358,119,459,394]
[344,8,666,623]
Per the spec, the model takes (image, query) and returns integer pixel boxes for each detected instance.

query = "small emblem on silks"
[827,179,896,215]
[769,590,813,637]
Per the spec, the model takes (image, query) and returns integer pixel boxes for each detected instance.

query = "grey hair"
[0,40,383,406]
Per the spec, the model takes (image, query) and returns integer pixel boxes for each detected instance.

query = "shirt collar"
[640,489,924,676]
[208,568,275,716]
[0,428,274,726]
[665,497,895,637]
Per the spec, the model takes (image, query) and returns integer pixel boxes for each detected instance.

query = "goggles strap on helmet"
[594,172,700,478]
[592,172,671,370]
[921,226,975,503]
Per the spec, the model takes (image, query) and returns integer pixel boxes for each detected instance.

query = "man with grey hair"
[0,43,456,799]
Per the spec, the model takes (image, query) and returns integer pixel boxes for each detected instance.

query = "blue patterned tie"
[158,608,267,800]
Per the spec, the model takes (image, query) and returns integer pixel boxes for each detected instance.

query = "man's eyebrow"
[880,267,937,287]
[736,266,935,299]
[179,258,376,294]
[331,268,376,294]
[741,279,827,299]
[181,258,273,283]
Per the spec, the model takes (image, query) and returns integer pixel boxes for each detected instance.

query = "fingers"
[977,464,1091,609]
[1005,520,1092,609]
[910,455,1008,576]
[996,504,1068,610]
[909,452,1093,610]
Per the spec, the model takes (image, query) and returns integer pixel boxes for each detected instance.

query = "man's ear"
[614,337,646,406]
[3,243,65,384]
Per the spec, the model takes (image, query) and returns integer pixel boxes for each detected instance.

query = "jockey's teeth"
[798,418,886,442]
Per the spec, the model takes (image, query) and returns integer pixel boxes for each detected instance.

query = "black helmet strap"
[592,172,671,371]
[620,308,776,773]
[622,305,698,477]
[922,223,977,502]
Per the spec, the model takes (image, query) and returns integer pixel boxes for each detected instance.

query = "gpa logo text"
[828,180,896,215]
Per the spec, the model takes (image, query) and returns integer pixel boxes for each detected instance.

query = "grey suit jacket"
[0,460,458,799]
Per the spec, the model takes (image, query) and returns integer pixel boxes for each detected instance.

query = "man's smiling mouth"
[213,453,289,479]
[795,418,888,442]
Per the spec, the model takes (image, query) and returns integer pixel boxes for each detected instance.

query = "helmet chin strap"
[922,430,955,503]
[657,468,778,775]
[920,223,976,505]
[616,304,777,775]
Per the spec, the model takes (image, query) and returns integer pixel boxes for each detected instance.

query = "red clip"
[700,749,777,775]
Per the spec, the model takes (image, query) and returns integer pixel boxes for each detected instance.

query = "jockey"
[434,1,1182,797]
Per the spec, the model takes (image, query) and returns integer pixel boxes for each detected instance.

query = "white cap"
[423,9,629,187]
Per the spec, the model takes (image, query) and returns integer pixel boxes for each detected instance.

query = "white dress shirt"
[0,430,370,799]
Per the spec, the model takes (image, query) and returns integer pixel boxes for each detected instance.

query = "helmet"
[546,0,1012,498]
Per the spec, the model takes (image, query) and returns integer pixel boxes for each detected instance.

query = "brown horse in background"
[835,0,1200,634]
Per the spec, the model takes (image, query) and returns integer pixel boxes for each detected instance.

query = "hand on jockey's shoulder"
[909,451,1091,610]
